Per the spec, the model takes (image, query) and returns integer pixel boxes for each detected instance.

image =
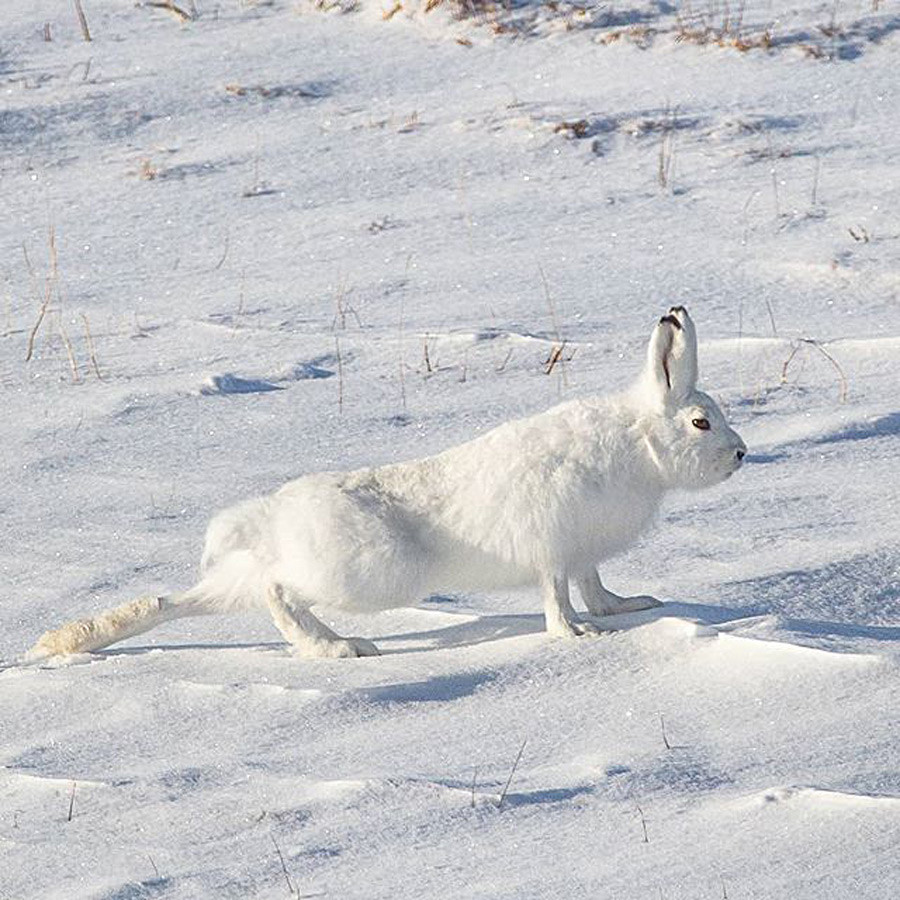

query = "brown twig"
[658,105,676,190]
[334,335,344,414]
[25,284,52,362]
[145,1,194,22]
[81,314,103,380]
[270,834,297,897]
[332,279,361,330]
[213,231,230,270]
[544,342,565,375]
[763,298,778,336]
[73,0,92,41]
[55,312,81,383]
[659,713,672,751]
[636,804,649,843]
[497,738,527,808]
[781,338,848,403]
[538,265,568,387]
[67,781,77,822]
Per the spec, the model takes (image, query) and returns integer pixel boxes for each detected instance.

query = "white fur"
[28,307,746,661]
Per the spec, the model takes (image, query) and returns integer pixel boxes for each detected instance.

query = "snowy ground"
[2,1,899,897]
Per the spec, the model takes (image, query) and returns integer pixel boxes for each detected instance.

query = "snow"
[1,1,899,897]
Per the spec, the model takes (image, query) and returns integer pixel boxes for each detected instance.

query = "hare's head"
[636,307,746,491]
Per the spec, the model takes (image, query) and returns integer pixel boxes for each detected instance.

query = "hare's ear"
[644,306,699,401]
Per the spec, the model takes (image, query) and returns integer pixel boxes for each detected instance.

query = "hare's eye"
[692,417,711,431]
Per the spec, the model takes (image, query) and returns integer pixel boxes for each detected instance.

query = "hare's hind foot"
[577,570,662,617]
[266,584,380,659]
[27,596,167,660]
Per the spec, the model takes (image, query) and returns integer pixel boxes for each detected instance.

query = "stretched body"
[29,307,746,661]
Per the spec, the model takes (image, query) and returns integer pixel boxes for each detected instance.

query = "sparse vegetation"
[73,0,91,41]
[3,3,896,898]
[781,338,848,403]
[497,739,527,808]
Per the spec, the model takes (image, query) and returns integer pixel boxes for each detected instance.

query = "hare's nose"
[735,449,746,462]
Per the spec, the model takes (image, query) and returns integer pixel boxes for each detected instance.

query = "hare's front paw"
[302,636,380,659]
[609,595,663,614]
[548,618,604,639]
[334,637,380,658]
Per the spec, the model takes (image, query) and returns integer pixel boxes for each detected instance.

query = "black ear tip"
[659,314,683,330]
[669,305,687,315]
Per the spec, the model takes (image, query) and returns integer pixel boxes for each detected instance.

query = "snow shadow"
[601,753,735,801]
[744,451,790,465]
[104,640,286,657]
[502,784,596,807]
[747,411,900,463]
[811,411,900,445]
[94,878,173,900]
[719,549,900,625]
[77,598,896,665]
[375,602,757,654]
[200,372,285,395]
[374,613,545,652]
[357,669,495,704]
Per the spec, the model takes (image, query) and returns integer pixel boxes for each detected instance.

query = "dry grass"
[22,226,104,383]
[55,311,81,383]
[497,738,527,809]
[143,1,195,22]
[538,265,569,388]
[334,334,345,413]
[81,313,103,381]
[657,106,677,191]
[73,0,92,42]
[270,834,298,898]
[659,713,672,751]
[24,226,59,364]
[67,780,77,822]
[781,338,848,403]
[674,1,773,52]
[636,803,650,843]
[139,158,160,181]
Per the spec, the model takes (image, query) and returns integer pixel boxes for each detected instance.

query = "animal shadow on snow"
[93,878,173,900]
[371,600,749,653]
[97,602,746,661]
[357,669,495,704]
[812,411,900,446]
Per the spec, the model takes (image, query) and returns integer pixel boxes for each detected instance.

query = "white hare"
[29,306,746,661]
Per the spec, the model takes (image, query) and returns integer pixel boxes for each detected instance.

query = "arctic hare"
[29,306,745,661]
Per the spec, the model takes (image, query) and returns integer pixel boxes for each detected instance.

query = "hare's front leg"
[266,585,379,659]
[576,569,662,617]
[542,574,602,638]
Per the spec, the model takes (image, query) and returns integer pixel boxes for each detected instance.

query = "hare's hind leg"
[266,584,379,659]
[26,587,216,661]
[543,574,602,638]
[576,569,662,617]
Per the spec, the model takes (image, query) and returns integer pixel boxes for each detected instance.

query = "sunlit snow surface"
[1,1,899,897]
